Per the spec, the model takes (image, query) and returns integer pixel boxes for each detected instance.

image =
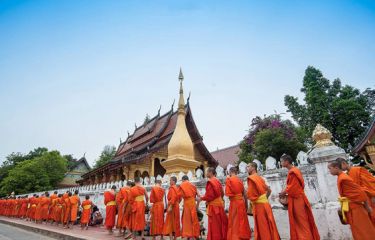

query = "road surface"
[0,222,56,240]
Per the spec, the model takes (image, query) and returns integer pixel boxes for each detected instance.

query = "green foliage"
[239,114,307,164]
[93,145,116,169]
[284,66,372,151]
[0,150,67,196]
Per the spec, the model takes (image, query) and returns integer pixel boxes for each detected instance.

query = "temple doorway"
[154,158,166,177]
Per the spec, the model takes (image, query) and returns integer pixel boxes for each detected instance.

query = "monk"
[130,177,149,239]
[179,175,200,239]
[279,154,320,240]
[81,195,93,230]
[63,192,72,228]
[328,160,375,239]
[247,162,280,240]
[41,192,51,222]
[27,194,37,221]
[104,185,117,234]
[338,158,375,224]
[19,196,29,218]
[122,181,135,239]
[70,190,80,227]
[116,184,125,235]
[150,179,165,239]
[49,191,58,223]
[35,194,43,223]
[55,194,64,225]
[225,167,251,240]
[163,176,181,239]
[199,167,228,240]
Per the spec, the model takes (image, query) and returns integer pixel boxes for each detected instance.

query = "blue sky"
[1,0,374,165]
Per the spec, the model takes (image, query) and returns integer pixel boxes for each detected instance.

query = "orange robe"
[201,177,228,240]
[337,172,375,239]
[70,194,80,222]
[121,186,132,229]
[49,194,58,220]
[150,186,165,236]
[116,187,125,229]
[247,174,280,240]
[35,197,43,220]
[55,197,64,223]
[81,200,92,225]
[348,166,375,224]
[19,198,28,218]
[63,195,71,224]
[28,197,37,219]
[104,190,116,230]
[163,185,181,237]
[179,181,200,238]
[285,167,320,240]
[130,185,146,231]
[225,175,251,240]
[41,197,51,220]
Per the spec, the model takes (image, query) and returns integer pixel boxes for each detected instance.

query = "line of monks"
[0,189,93,230]
[1,154,374,240]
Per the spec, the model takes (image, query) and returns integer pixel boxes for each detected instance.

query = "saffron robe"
[104,190,116,230]
[150,186,165,236]
[49,194,58,220]
[41,197,51,220]
[130,185,146,231]
[116,187,125,229]
[179,181,200,238]
[120,186,132,229]
[348,166,375,224]
[201,177,228,240]
[19,198,28,218]
[55,197,64,223]
[80,199,92,224]
[337,172,375,239]
[285,167,320,240]
[70,194,80,222]
[28,197,37,219]
[63,195,71,224]
[163,185,181,237]
[34,197,42,221]
[247,174,280,240]
[225,175,251,240]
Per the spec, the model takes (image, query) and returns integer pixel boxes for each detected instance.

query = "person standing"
[150,179,165,239]
[130,177,149,239]
[163,176,181,240]
[247,162,280,240]
[70,190,80,227]
[104,185,117,234]
[199,167,228,240]
[225,167,251,240]
[279,154,320,240]
[80,195,93,230]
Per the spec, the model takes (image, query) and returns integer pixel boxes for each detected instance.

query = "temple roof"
[211,145,240,168]
[352,116,375,154]
[82,102,217,178]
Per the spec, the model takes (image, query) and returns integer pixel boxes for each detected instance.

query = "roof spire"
[178,68,185,110]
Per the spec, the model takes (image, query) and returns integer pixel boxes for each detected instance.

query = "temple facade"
[79,70,217,185]
[352,117,375,171]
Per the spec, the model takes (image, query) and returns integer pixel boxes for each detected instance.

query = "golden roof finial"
[312,124,334,148]
[178,68,185,110]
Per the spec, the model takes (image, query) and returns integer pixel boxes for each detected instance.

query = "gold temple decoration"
[364,143,375,171]
[312,124,334,148]
[161,69,200,174]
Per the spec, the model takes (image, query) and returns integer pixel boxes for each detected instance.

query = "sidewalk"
[0,217,131,240]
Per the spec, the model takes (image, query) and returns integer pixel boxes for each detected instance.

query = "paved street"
[0,222,56,240]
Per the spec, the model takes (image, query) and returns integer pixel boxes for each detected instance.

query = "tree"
[0,150,67,196]
[93,145,116,169]
[239,114,306,164]
[284,66,372,151]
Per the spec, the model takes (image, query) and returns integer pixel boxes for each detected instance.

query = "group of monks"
[0,189,93,230]
[1,153,374,240]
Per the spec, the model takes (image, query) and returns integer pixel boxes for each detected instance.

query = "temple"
[79,70,217,185]
[352,116,375,171]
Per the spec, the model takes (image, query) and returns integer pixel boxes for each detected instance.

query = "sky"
[0,0,374,166]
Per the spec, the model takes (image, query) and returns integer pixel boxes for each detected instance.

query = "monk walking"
[49,191,58,223]
[81,195,93,230]
[104,185,117,234]
[116,183,125,235]
[179,175,200,239]
[70,190,80,227]
[35,194,42,223]
[328,160,375,239]
[150,179,165,239]
[122,181,135,239]
[41,192,51,223]
[55,194,64,225]
[63,192,72,228]
[199,167,228,240]
[163,176,181,240]
[338,158,375,224]
[247,162,280,240]
[19,195,29,219]
[225,167,251,240]
[130,177,149,239]
[279,154,320,240]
